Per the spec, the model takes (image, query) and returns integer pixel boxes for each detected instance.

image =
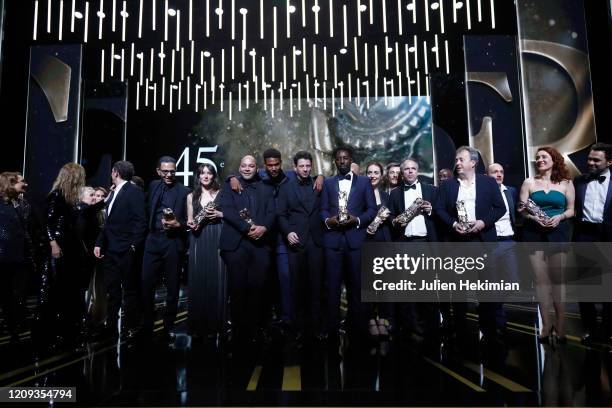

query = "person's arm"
[434,183,455,228]
[218,182,251,233]
[482,179,506,229]
[357,182,378,227]
[130,187,148,249]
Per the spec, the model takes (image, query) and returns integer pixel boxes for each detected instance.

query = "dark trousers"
[142,233,184,334]
[288,239,324,334]
[576,223,611,336]
[221,240,270,341]
[276,242,291,322]
[325,236,365,334]
[103,249,141,334]
[0,262,27,334]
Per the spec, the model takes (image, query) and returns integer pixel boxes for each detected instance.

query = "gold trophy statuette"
[194,200,220,225]
[367,206,391,234]
[239,208,255,226]
[456,200,475,232]
[338,190,349,223]
[393,198,428,227]
[162,208,176,221]
[518,198,551,223]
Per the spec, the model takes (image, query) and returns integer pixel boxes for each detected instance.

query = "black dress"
[188,195,227,338]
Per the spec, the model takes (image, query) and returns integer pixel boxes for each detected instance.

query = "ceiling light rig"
[33,0,499,118]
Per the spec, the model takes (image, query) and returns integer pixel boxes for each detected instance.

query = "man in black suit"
[141,156,190,341]
[277,151,325,338]
[388,158,438,242]
[94,161,147,339]
[435,147,506,344]
[320,146,377,337]
[387,158,438,341]
[219,155,276,345]
[574,143,612,344]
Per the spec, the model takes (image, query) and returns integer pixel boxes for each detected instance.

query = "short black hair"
[332,145,354,159]
[112,160,135,181]
[157,156,177,167]
[263,148,282,161]
[293,151,313,166]
[590,143,612,161]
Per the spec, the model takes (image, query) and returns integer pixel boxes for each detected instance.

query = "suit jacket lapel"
[450,179,460,214]
[108,182,129,220]
[148,182,162,227]
[504,188,515,224]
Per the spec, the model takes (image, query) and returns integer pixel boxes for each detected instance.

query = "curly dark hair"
[192,164,220,206]
[536,146,570,183]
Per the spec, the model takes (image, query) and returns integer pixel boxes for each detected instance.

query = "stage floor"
[1,293,612,406]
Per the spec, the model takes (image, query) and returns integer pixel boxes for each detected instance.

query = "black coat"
[96,181,147,254]
[388,183,439,241]
[146,180,190,245]
[277,177,324,248]
[218,178,276,251]
[0,200,27,264]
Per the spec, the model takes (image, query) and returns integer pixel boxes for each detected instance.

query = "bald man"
[219,155,276,346]
[486,163,518,239]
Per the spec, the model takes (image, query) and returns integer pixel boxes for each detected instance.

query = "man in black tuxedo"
[277,151,325,338]
[94,161,147,339]
[141,156,190,341]
[435,147,506,344]
[219,155,276,345]
[387,158,438,341]
[574,143,612,345]
[320,146,377,337]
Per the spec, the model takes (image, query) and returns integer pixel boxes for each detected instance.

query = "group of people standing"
[1,141,611,352]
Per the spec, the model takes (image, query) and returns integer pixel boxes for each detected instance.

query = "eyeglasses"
[160,170,176,175]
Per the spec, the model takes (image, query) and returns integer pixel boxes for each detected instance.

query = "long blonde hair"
[51,163,86,205]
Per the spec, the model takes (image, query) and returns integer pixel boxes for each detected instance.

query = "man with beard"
[321,146,377,339]
[574,143,612,345]
[228,149,324,331]
[277,151,325,340]
[141,156,190,343]
[219,155,276,346]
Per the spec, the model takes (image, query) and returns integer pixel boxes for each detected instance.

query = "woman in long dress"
[186,164,226,341]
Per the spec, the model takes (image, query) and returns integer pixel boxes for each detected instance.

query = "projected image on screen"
[182,96,432,183]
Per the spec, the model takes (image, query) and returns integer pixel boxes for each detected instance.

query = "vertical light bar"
[384,36,389,69]
[354,37,359,71]
[343,5,347,47]
[382,0,387,32]
[231,0,235,39]
[162,76,166,105]
[329,0,334,37]
[231,45,235,79]
[152,0,156,31]
[47,0,51,33]
[160,42,165,75]
[357,0,361,36]
[271,48,275,81]
[439,0,445,33]
[221,48,225,83]
[136,82,140,109]
[423,40,428,75]
[466,0,472,30]
[453,0,457,23]
[283,54,287,87]
[333,54,338,85]
[187,77,190,104]
[150,48,154,79]
[323,47,328,80]
[374,44,379,80]
[206,0,210,36]
[444,39,449,74]
[33,0,39,40]
[111,43,115,76]
[121,1,127,42]
[364,43,369,77]
[112,0,116,31]
[314,0,319,34]
[312,44,316,78]
[413,35,418,68]
[164,0,168,40]
[477,0,482,21]
[120,48,125,81]
[84,2,89,42]
[490,0,495,29]
[218,0,223,29]
[287,0,291,38]
[138,0,143,37]
[425,0,430,31]
[369,0,374,24]
[434,34,440,67]
[191,41,195,74]
[394,42,399,75]
[70,0,75,32]
[293,46,297,79]
[348,73,352,101]
[204,81,207,108]
[397,0,402,35]
[189,0,193,40]
[181,47,185,80]
[200,51,204,84]
[301,0,306,26]
[131,43,135,76]
[176,9,180,51]
[273,6,278,48]
[101,49,105,81]
[171,49,175,82]
[154,83,157,110]
[303,38,307,71]
[59,0,64,41]
[260,0,264,39]
[98,0,104,39]
[178,82,183,111]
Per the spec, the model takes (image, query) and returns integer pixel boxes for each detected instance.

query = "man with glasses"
[141,156,189,343]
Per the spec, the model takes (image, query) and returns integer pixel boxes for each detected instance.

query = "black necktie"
[588,174,606,184]
[338,174,352,181]
[105,190,116,215]
[403,183,417,191]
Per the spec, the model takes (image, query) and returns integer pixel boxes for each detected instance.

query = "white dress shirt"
[495,184,514,237]
[338,171,353,201]
[107,180,128,215]
[583,168,610,223]
[403,181,428,237]
[457,177,477,222]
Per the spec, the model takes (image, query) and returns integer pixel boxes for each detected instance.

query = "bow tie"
[403,183,417,191]
[338,174,352,181]
[588,174,607,184]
